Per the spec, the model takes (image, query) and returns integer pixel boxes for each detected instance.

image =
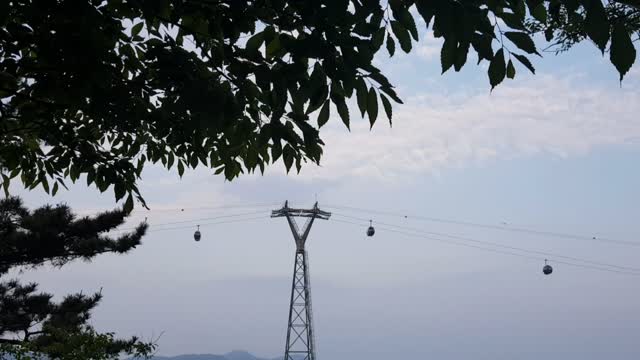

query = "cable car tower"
[271,201,331,360]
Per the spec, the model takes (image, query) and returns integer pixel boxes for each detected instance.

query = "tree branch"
[25,330,46,340]
[0,338,23,345]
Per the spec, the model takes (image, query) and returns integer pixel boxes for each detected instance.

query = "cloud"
[416,32,442,61]
[294,73,640,182]
[14,70,640,212]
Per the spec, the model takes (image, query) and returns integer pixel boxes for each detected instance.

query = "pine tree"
[0,196,154,359]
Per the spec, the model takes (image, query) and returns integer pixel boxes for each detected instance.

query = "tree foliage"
[0,196,153,359]
[1,0,637,207]
[527,1,640,79]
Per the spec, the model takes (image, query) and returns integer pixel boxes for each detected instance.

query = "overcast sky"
[9,25,640,360]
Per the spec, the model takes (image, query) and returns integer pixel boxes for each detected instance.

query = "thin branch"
[0,338,22,345]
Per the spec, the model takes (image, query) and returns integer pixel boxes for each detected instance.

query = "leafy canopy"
[1,0,637,208]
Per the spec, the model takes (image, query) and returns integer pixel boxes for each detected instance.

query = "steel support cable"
[80,202,280,218]
[143,210,268,228]
[332,213,640,274]
[330,218,640,276]
[325,204,640,247]
[132,202,281,213]
[110,214,268,234]
[145,215,268,233]
[113,210,270,232]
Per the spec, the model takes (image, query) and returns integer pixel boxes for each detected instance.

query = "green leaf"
[355,77,368,117]
[271,141,283,161]
[86,168,96,185]
[454,42,470,72]
[1,174,9,197]
[415,0,435,26]
[70,164,81,181]
[488,48,506,89]
[177,160,185,177]
[513,53,535,74]
[137,157,145,174]
[506,59,516,79]
[585,0,610,53]
[189,154,199,168]
[52,182,59,196]
[41,175,49,193]
[504,32,538,55]
[386,34,396,57]
[57,178,68,190]
[391,21,412,53]
[367,88,378,128]
[514,0,526,19]
[544,27,554,41]
[224,163,235,180]
[124,194,134,213]
[246,31,264,53]
[131,22,144,37]
[610,22,636,81]
[380,93,393,125]
[368,71,392,87]
[266,35,281,58]
[115,182,126,201]
[317,99,330,127]
[283,146,294,173]
[498,12,526,31]
[531,3,547,23]
[399,10,419,40]
[471,34,494,63]
[372,27,385,50]
[333,95,350,130]
[441,37,456,73]
[380,86,403,104]
[167,152,175,169]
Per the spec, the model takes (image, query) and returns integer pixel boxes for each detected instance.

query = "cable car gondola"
[543,259,553,275]
[367,220,375,237]
[194,225,201,242]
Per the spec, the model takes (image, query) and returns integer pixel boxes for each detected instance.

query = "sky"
[7,24,640,360]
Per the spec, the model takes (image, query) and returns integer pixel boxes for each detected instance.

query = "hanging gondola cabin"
[367,220,375,237]
[543,259,553,275]
[194,225,201,242]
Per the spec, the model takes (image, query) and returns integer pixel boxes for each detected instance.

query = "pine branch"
[0,338,22,345]
[1,197,147,272]
[614,0,640,10]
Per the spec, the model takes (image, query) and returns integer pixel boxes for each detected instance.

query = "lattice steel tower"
[271,201,331,360]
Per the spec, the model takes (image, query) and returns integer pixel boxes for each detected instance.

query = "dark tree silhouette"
[0,196,153,359]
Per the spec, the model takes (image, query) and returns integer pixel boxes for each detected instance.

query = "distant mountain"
[143,350,280,360]
[3,350,284,360]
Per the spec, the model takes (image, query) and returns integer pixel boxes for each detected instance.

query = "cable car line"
[113,210,270,232]
[81,202,279,218]
[102,201,639,275]
[330,218,640,276]
[111,206,639,274]
[332,213,640,274]
[325,204,640,247]
[130,202,280,213]
[140,210,268,228]
[145,215,267,233]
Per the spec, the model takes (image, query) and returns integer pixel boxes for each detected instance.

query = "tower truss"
[271,201,331,360]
